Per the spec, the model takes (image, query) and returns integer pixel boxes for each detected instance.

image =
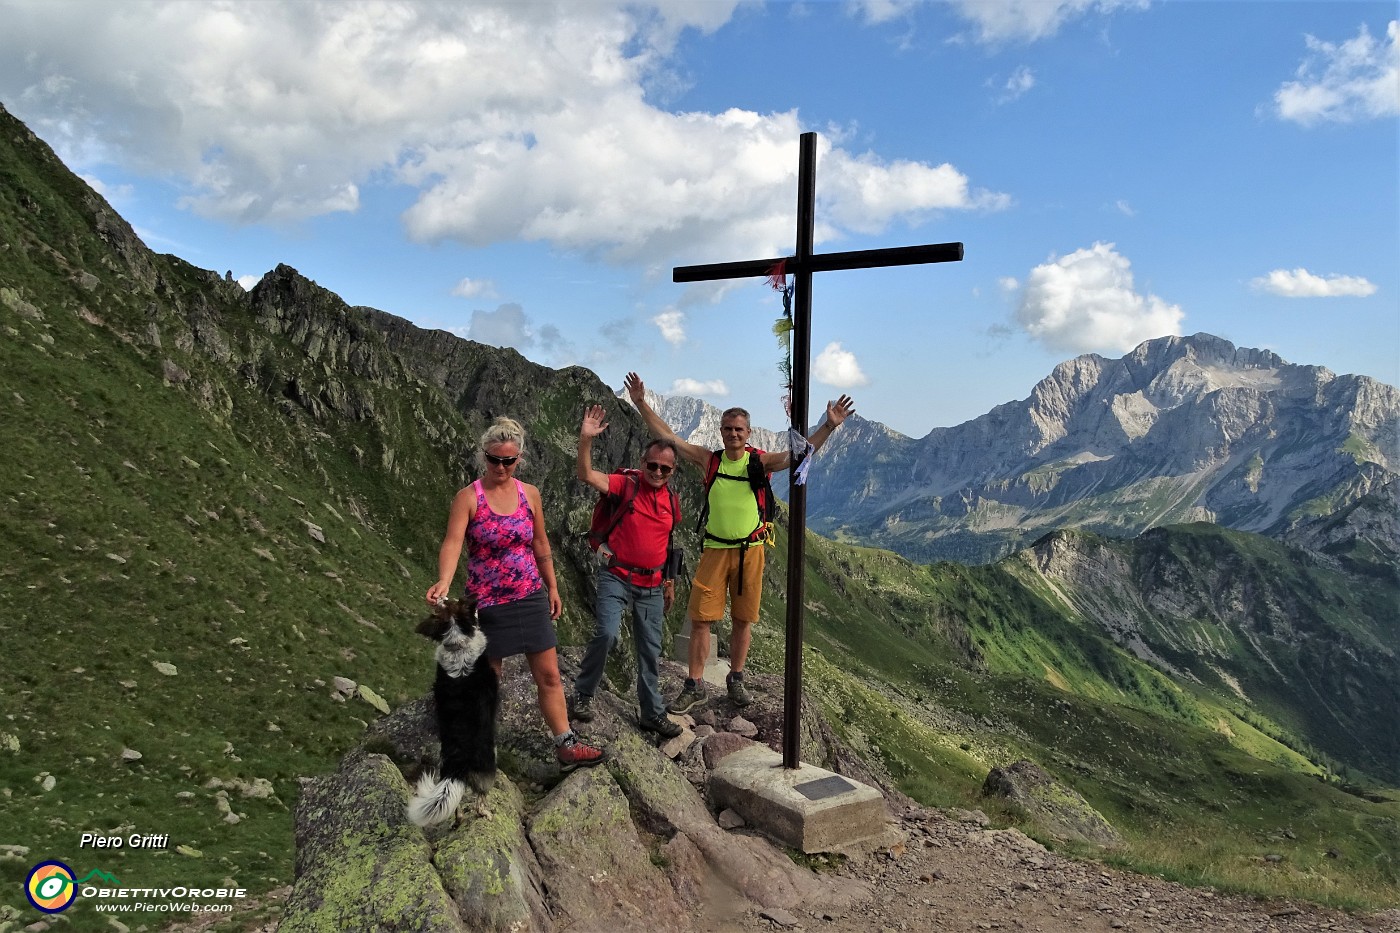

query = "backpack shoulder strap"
[702,450,722,489]
[666,484,681,534]
[618,469,642,504]
[596,470,641,545]
[696,451,722,534]
[746,446,769,485]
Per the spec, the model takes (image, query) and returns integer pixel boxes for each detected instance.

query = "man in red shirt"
[572,405,684,738]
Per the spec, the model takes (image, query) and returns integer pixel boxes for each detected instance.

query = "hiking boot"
[570,695,594,723]
[726,676,752,707]
[639,714,683,739]
[667,682,707,714]
[556,736,606,773]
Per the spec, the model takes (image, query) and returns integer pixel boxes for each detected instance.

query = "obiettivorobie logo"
[24,858,246,917]
[24,861,121,913]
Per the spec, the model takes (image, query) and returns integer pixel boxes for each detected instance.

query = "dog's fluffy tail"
[407,770,464,827]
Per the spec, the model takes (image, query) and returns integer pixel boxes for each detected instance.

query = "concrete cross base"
[708,745,889,853]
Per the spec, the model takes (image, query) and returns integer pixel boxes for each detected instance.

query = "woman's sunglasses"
[485,453,519,466]
[645,461,674,475]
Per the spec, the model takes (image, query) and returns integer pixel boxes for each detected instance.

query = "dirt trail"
[703,805,1399,933]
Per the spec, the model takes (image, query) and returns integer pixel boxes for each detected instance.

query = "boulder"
[286,677,871,931]
[981,759,1121,848]
[527,763,688,931]
[280,753,465,932]
[433,778,549,932]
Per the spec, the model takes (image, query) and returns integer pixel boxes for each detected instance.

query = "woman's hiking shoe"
[570,695,594,723]
[639,715,683,739]
[667,683,707,714]
[556,736,606,772]
[726,676,752,707]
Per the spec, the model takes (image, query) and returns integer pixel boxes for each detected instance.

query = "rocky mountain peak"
[622,386,790,453]
[633,333,1398,565]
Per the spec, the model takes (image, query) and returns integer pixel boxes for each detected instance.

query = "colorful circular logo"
[25,861,77,913]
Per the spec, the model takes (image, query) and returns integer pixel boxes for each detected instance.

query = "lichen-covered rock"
[281,753,466,932]
[981,759,1121,848]
[607,731,868,913]
[434,777,550,933]
[289,674,870,932]
[527,763,688,931]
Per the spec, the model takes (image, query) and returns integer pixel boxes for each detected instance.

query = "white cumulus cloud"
[652,308,686,346]
[813,342,870,388]
[951,0,1148,44]
[850,0,922,25]
[1250,268,1378,298]
[0,1,1005,271]
[1014,242,1184,354]
[468,303,534,349]
[669,378,729,397]
[1273,21,1400,125]
[819,143,1011,235]
[452,277,498,300]
[996,65,1036,103]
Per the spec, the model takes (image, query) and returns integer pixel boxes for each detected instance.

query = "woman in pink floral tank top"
[427,416,605,773]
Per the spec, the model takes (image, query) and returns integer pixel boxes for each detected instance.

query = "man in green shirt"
[625,372,854,711]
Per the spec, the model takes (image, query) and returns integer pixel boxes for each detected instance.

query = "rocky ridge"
[277,652,877,932]
[1002,523,1400,781]
[263,655,1398,933]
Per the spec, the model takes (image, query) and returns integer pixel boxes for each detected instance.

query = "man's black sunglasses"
[485,453,519,466]
[645,461,674,475]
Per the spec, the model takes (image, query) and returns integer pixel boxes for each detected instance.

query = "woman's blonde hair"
[476,416,527,470]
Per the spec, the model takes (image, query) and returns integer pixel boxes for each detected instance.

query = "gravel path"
[703,806,1398,933]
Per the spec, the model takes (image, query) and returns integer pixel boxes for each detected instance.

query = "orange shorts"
[686,545,765,625]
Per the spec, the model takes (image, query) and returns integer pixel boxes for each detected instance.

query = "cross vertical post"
[782,133,817,768]
[673,131,963,770]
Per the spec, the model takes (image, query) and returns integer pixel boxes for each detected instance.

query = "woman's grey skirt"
[477,587,556,658]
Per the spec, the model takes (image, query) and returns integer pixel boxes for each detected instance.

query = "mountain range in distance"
[640,333,1398,569]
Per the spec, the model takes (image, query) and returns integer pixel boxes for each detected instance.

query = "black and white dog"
[407,597,499,827]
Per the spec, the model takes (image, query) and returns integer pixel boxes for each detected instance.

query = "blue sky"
[2,1,1396,437]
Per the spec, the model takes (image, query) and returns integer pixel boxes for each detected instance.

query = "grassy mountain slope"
[734,525,1398,907]
[1,101,1396,931]
[1008,525,1399,781]
[0,102,698,927]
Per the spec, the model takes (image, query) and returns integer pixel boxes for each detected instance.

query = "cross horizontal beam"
[673,241,964,284]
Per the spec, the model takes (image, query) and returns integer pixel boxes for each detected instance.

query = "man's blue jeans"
[574,569,666,721]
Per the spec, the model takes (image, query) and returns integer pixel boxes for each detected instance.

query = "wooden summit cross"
[673,132,964,769]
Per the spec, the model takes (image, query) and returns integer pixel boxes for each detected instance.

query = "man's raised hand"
[581,405,609,439]
[624,372,647,408]
[827,394,856,427]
